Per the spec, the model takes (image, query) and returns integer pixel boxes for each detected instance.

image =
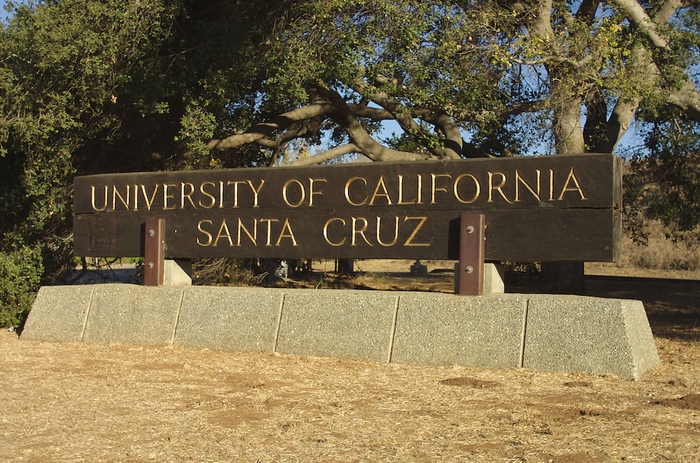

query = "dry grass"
[2,260,700,462]
[7,223,700,461]
[621,221,700,272]
[1,328,699,462]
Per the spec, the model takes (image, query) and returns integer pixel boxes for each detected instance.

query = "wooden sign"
[73,154,621,262]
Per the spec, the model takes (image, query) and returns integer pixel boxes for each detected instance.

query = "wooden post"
[457,213,485,296]
[144,218,165,286]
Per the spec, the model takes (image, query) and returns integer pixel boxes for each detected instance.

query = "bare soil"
[1,260,700,462]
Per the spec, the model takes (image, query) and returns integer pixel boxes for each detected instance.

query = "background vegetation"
[1,0,699,326]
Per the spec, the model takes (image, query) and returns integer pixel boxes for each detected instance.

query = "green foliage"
[625,118,700,245]
[0,0,699,306]
[0,246,43,328]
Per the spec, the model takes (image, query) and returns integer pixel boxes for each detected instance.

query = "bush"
[0,246,43,329]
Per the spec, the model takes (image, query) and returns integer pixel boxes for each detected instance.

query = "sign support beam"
[457,213,485,296]
[144,218,165,286]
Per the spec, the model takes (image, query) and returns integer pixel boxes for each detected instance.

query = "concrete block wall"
[23,285,660,379]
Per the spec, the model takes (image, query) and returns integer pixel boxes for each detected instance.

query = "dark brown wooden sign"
[73,154,622,262]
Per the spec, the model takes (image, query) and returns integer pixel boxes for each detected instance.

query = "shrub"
[0,246,43,329]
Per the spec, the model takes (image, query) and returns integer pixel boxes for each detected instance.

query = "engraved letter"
[112,185,130,211]
[196,220,214,246]
[213,220,233,246]
[275,219,298,246]
[397,175,417,205]
[323,218,347,246]
[260,218,279,246]
[198,182,217,209]
[376,216,400,247]
[453,174,481,204]
[180,182,197,209]
[515,170,541,202]
[282,179,306,207]
[431,174,452,204]
[237,219,257,246]
[308,178,327,207]
[403,216,431,246]
[345,177,368,206]
[247,179,265,207]
[488,172,513,203]
[163,183,177,210]
[140,185,159,211]
[558,167,587,200]
[369,176,393,206]
[91,185,108,212]
[351,217,373,246]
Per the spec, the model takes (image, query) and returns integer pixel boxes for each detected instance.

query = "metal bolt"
[148,229,155,237]
[465,266,474,274]
[466,226,474,234]
[148,262,154,269]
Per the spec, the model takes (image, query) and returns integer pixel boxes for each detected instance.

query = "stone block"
[174,287,282,352]
[276,289,398,363]
[164,259,192,286]
[392,293,528,368]
[21,285,95,342]
[82,284,183,346]
[523,295,660,379]
[23,285,661,379]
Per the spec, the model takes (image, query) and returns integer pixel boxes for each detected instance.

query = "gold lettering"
[139,185,159,211]
[247,179,265,207]
[417,174,423,204]
[180,182,197,209]
[431,173,452,204]
[549,169,555,201]
[453,173,481,204]
[351,217,373,246]
[282,179,305,207]
[213,220,233,246]
[226,180,245,208]
[163,183,177,210]
[345,177,368,206]
[260,218,279,246]
[515,170,541,202]
[198,182,217,209]
[397,175,416,205]
[112,185,130,211]
[90,185,108,212]
[558,167,587,200]
[376,216,400,247]
[369,176,392,206]
[236,219,257,246]
[219,181,226,208]
[196,220,214,246]
[488,172,513,203]
[275,219,298,246]
[323,218,347,246]
[403,216,431,246]
[308,178,327,207]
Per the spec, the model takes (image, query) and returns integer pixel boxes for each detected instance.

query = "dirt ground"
[1,261,700,462]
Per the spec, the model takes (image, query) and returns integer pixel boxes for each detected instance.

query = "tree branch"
[316,80,433,162]
[206,102,334,151]
[288,143,360,166]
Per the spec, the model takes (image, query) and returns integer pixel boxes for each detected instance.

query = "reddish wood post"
[144,218,165,286]
[457,213,485,296]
